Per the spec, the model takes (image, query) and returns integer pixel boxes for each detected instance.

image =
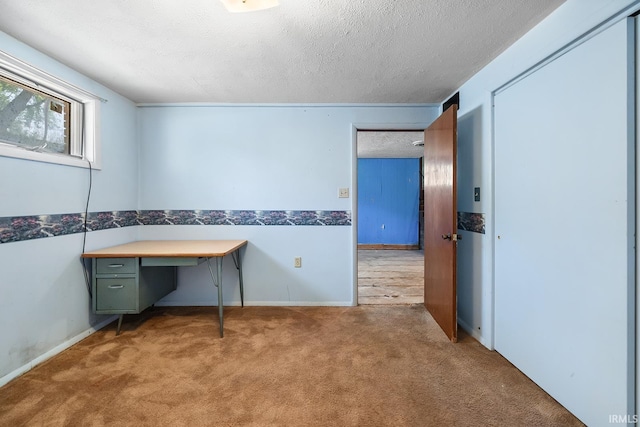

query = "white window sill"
[0,145,101,169]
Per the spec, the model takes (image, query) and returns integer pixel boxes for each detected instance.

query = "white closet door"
[494,19,634,426]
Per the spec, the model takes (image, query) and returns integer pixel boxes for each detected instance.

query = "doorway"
[355,130,425,305]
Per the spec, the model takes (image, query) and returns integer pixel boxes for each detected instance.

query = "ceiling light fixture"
[219,0,279,13]
[411,140,424,146]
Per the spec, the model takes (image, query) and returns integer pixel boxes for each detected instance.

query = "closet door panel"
[494,19,634,426]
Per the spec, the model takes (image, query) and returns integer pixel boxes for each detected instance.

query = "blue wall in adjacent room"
[357,158,419,245]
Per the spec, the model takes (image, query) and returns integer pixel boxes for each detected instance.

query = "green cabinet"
[92,257,177,315]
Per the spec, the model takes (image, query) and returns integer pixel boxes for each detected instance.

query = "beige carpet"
[0,305,583,426]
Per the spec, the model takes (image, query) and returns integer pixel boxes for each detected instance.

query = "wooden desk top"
[81,240,247,258]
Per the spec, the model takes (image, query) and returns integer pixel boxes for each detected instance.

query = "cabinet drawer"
[96,258,137,275]
[96,278,137,311]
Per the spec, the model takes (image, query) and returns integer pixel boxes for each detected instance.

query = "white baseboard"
[244,301,351,307]
[458,317,492,350]
[0,315,117,388]
[156,300,352,307]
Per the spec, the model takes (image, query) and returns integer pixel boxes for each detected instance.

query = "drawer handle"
[108,284,125,289]
[108,264,125,268]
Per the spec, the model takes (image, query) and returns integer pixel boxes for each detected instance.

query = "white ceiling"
[0,0,565,104]
[357,131,424,158]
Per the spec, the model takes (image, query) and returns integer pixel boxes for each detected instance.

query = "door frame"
[350,121,436,306]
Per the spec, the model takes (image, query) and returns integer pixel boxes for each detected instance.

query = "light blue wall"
[455,0,640,347]
[357,158,419,245]
[0,32,139,385]
[137,105,436,306]
[454,0,640,424]
[495,19,633,425]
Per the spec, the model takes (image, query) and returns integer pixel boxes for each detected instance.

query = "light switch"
[474,187,480,202]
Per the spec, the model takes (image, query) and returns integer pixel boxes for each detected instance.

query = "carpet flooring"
[0,305,583,426]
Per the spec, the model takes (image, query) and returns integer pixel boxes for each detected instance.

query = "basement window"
[0,50,101,168]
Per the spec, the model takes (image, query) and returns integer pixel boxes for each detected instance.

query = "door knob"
[442,233,462,241]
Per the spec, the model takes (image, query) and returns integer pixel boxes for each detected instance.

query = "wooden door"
[423,105,458,342]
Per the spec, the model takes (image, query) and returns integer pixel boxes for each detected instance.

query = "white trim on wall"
[136,103,440,108]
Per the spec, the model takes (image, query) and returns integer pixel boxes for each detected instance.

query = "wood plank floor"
[357,249,424,305]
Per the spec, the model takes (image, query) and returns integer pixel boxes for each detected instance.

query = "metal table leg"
[216,257,223,337]
[206,257,224,338]
[116,314,124,335]
[206,249,244,338]
[232,249,244,307]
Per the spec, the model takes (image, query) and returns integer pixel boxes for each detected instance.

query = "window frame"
[0,50,101,169]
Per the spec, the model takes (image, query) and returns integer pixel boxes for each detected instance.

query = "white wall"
[0,32,139,385]
[137,105,438,305]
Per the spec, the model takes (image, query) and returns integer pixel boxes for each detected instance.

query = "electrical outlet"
[338,188,349,198]
[294,257,302,268]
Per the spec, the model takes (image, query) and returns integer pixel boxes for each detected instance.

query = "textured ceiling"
[357,131,424,158]
[0,0,565,104]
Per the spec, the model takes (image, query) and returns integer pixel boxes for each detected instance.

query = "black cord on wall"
[81,159,93,298]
